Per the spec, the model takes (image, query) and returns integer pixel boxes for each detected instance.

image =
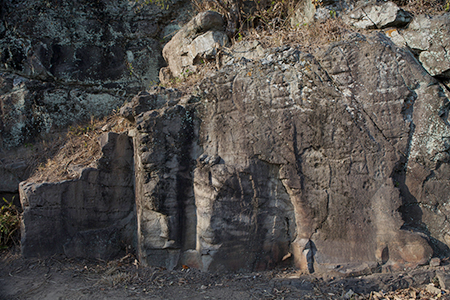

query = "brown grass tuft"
[27,115,134,183]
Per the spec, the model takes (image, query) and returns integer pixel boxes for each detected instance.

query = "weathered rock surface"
[344,1,411,29]
[187,33,438,272]
[20,132,135,259]
[97,32,450,273]
[0,73,125,148]
[18,12,450,275]
[161,11,229,81]
[129,90,200,270]
[0,159,27,193]
[0,0,190,149]
[396,14,450,78]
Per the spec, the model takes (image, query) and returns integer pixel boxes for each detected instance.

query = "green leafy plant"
[0,197,20,250]
[126,61,135,77]
[329,9,336,18]
[133,0,171,11]
[69,124,94,136]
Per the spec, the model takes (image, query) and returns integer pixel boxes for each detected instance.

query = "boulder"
[344,1,412,29]
[161,11,230,80]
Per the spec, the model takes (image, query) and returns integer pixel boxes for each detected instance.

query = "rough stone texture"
[436,271,450,290]
[111,32,450,273]
[161,11,229,80]
[20,132,135,259]
[126,88,200,270]
[19,30,450,274]
[0,159,27,193]
[190,33,436,272]
[344,1,411,29]
[318,32,450,259]
[221,40,267,66]
[400,14,450,78]
[120,89,183,122]
[0,73,124,148]
[0,0,190,149]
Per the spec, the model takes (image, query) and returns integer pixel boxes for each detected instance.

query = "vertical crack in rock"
[132,100,198,270]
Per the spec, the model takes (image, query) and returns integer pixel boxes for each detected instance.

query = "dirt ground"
[1,247,450,300]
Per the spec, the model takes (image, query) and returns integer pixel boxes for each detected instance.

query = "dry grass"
[237,16,353,52]
[192,0,300,32]
[192,0,449,44]
[26,115,133,183]
[158,60,218,91]
[393,0,450,15]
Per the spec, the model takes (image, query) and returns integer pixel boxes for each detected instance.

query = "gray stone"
[222,40,266,66]
[119,88,182,122]
[429,257,441,267]
[437,272,450,290]
[0,160,28,193]
[0,0,190,149]
[162,11,229,79]
[132,101,199,270]
[426,284,441,295]
[0,75,125,148]
[20,132,135,259]
[400,14,450,78]
[344,1,412,29]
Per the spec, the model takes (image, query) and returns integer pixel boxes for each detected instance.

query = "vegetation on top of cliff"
[191,0,449,42]
[25,115,134,183]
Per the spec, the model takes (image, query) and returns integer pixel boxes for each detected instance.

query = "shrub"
[0,198,20,250]
[391,0,449,14]
[192,0,303,38]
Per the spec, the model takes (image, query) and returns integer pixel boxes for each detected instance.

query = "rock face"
[18,12,450,274]
[188,33,438,272]
[0,0,189,149]
[20,132,135,259]
[127,88,200,270]
[106,32,447,273]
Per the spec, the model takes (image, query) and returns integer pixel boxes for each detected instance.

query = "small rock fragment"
[429,257,441,267]
[426,284,441,295]
[344,289,355,299]
[437,272,450,290]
